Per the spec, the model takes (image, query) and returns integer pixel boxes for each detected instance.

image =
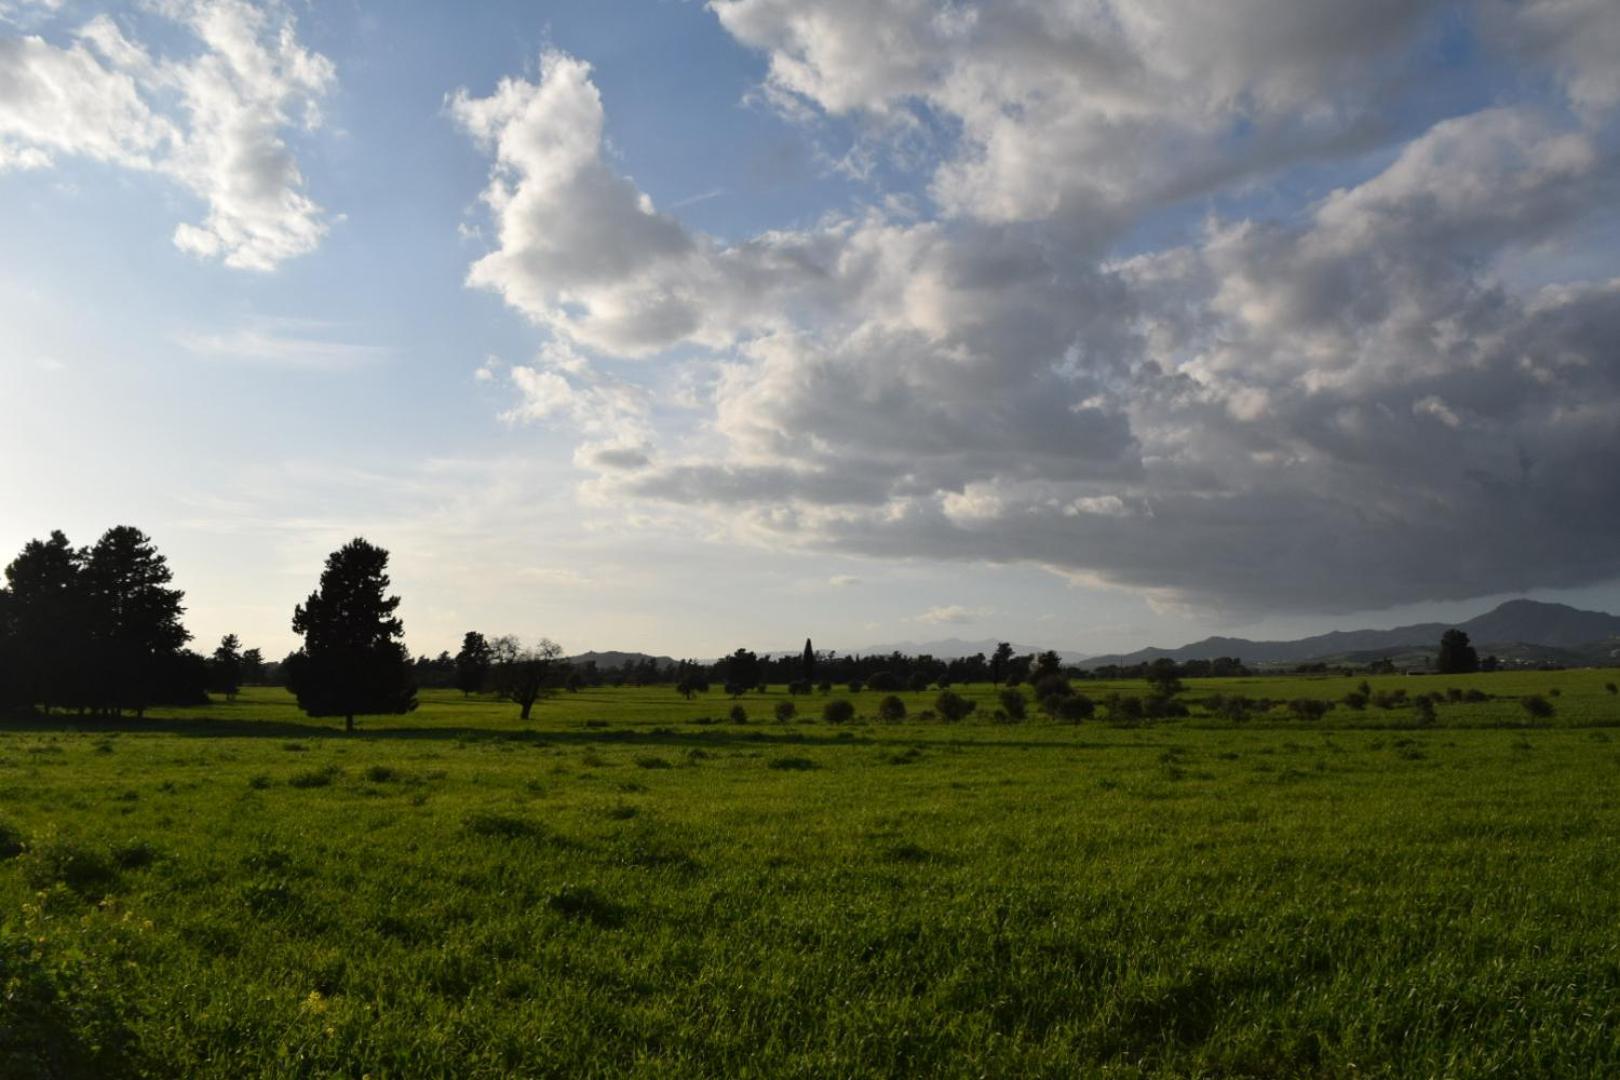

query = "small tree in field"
[490,636,564,720]
[774,700,797,723]
[877,694,907,722]
[211,634,243,701]
[997,687,1027,721]
[454,631,493,696]
[287,538,417,732]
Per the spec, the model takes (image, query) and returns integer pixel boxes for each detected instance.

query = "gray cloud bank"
[455,0,1620,616]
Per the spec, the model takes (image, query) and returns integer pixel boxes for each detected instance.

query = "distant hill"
[1078,599,1620,668]
[567,650,679,670]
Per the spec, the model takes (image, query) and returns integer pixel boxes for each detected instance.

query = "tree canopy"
[287,538,417,731]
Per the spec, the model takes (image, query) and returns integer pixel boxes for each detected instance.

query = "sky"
[3,0,1619,662]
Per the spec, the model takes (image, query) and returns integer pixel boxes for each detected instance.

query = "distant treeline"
[2,526,1258,723]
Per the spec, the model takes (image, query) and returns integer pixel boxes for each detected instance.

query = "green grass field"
[4,674,1620,1077]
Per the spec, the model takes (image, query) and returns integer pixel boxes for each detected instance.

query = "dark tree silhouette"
[724,648,761,694]
[211,634,242,701]
[454,631,493,696]
[1436,629,1479,675]
[490,636,564,720]
[801,638,815,684]
[82,526,191,716]
[990,642,1014,687]
[287,538,417,732]
[240,647,266,684]
[4,531,88,712]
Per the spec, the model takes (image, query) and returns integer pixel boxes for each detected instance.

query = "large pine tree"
[287,538,417,731]
[3,530,86,712]
[82,526,191,716]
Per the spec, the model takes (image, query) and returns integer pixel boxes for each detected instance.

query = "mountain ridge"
[1078,599,1620,667]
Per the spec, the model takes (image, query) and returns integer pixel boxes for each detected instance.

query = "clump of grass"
[634,755,673,769]
[110,839,159,870]
[0,819,25,860]
[768,756,818,771]
[288,765,341,789]
[247,774,272,790]
[22,832,120,898]
[463,811,548,842]
[364,764,400,783]
[281,742,309,752]
[546,884,624,927]
[882,842,933,864]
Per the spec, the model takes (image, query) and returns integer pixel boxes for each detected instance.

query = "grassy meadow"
[3,673,1620,1076]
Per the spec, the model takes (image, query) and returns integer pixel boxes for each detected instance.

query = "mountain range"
[1077,599,1620,668]
[565,599,1620,671]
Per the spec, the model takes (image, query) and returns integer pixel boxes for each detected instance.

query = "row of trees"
[0,527,1519,731]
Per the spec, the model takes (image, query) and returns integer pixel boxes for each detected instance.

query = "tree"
[998,687,1027,721]
[454,631,493,696]
[801,638,815,684]
[774,700,797,723]
[81,526,192,716]
[877,694,907,722]
[990,642,1014,687]
[1145,658,1183,697]
[210,634,242,701]
[287,538,417,732]
[489,636,564,720]
[723,648,761,694]
[822,699,855,724]
[241,647,266,684]
[3,531,87,713]
[1034,650,1062,680]
[1436,629,1479,675]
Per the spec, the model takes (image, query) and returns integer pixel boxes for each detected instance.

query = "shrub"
[768,756,817,771]
[1606,682,1617,695]
[1342,691,1368,711]
[822,699,855,724]
[1289,698,1334,722]
[865,671,900,692]
[1372,689,1408,710]
[877,695,907,722]
[1413,697,1437,725]
[1052,694,1094,723]
[1464,688,1489,703]
[364,764,399,783]
[1142,695,1189,719]
[997,688,1027,721]
[1548,688,1562,698]
[774,700,797,723]
[787,680,811,696]
[728,704,749,724]
[934,690,977,722]
[847,679,864,695]
[817,680,833,695]
[1521,695,1555,722]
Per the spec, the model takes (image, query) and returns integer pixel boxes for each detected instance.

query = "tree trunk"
[345,713,354,733]
[520,699,533,721]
